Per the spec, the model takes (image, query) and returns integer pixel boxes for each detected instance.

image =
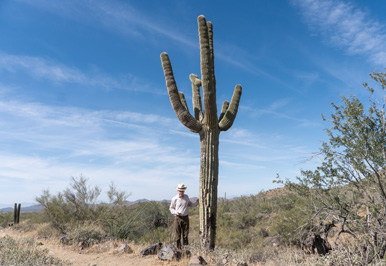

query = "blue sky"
[1,0,385,206]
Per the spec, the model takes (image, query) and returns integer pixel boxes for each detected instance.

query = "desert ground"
[0,227,190,266]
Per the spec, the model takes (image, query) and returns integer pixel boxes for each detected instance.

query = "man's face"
[178,190,185,198]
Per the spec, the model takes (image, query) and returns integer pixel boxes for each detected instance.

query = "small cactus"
[13,203,21,224]
[13,203,17,224]
[17,203,21,224]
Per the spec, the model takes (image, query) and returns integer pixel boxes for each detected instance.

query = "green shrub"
[0,236,70,266]
[68,223,104,246]
[36,223,60,239]
[116,201,173,243]
[36,175,103,233]
[0,211,13,228]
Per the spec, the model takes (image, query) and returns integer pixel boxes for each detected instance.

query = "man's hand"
[176,212,181,216]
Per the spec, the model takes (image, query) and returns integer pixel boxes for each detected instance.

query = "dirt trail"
[0,228,185,266]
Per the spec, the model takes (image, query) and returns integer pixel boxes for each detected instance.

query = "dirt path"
[0,228,187,266]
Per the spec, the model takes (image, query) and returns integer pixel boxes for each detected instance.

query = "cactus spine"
[160,15,242,250]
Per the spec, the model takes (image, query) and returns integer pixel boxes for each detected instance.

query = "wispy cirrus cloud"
[17,0,196,48]
[0,94,177,141]
[0,52,162,94]
[18,0,285,87]
[242,98,321,128]
[0,93,201,202]
[0,53,87,83]
[292,0,386,66]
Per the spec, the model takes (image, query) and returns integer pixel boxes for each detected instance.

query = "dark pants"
[174,215,189,249]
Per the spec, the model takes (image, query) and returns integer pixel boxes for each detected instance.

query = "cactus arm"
[198,15,217,128]
[161,52,202,133]
[219,85,242,131]
[190,74,203,121]
[219,101,229,122]
[179,91,189,112]
[207,21,216,97]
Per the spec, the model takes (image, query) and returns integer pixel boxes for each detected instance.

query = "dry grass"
[0,234,71,266]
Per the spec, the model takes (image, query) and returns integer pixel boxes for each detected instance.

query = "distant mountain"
[0,204,43,213]
[126,198,149,205]
[0,207,13,213]
[0,202,38,209]
[22,204,44,213]
[0,199,173,213]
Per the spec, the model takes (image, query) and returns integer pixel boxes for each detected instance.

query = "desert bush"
[22,212,48,225]
[117,201,173,243]
[36,223,60,239]
[0,236,70,266]
[0,211,13,228]
[67,222,105,246]
[36,175,104,233]
[36,176,175,246]
[273,71,386,264]
[213,189,311,250]
[36,176,131,235]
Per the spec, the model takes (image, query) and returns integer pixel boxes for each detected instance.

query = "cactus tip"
[160,52,169,60]
[189,73,198,80]
[198,15,206,24]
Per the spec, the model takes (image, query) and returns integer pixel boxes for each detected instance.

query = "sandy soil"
[0,228,188,266]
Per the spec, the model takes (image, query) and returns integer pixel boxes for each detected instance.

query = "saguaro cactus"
[13,203,21,224]
[17,203,21,224]
[160,15,242,250]
[13,203,17,224]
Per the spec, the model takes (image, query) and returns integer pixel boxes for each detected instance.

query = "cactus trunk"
[13,203,17,224]
[17,203,21,224]
[199,126,219,250]
[13,203,21,224]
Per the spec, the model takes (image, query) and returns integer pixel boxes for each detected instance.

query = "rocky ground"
[0,227,193,266]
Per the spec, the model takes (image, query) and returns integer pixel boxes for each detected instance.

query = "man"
[169,183,199,249]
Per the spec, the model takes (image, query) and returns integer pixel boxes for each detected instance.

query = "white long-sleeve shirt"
[169,194,198,216]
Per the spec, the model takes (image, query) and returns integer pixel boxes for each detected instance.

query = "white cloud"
[0,52,162,94]
[17,0,295,90]
[17,0,196,48]
[292,0,386,66]
[0,94,202,203]
[0,151,200,203]
[0,53,87,83]
[0,93,318,203]
[241,99,321,128]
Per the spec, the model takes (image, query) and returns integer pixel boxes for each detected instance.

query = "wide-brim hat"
[176,183,187,191]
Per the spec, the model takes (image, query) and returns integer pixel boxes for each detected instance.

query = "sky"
[1,0,386,207]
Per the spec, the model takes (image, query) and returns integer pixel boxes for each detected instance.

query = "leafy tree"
[36,176,172,244]
[281,71,386,263]
[36,175,123,233]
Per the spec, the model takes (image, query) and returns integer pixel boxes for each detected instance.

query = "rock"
[114,243,133,254]
[234,261,248,266]
[189,255,207,265]
[78,241,88,250]
[157,245,181,261]
[59,236,68,244]
[99,242,113,253]
[140,243,162,256]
